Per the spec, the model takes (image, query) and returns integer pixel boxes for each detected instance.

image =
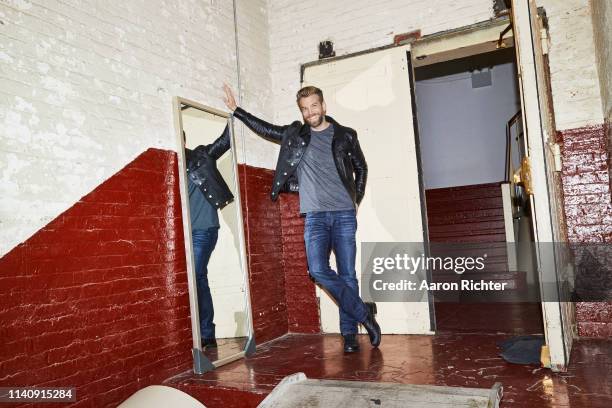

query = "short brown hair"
[296,86,324,104]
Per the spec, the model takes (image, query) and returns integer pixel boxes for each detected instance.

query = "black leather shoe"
[343,334,360,353]
[362,302,381,347]
[203,338,217,348]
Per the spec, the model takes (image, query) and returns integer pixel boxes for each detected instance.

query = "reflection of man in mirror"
[184,125,234,348]
[223,84,381,354]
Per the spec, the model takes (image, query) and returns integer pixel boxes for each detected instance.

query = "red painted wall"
[0,153,321,407]
[238,166,320,341]
[279,194,320,334]
[0,149,192,407]
[560,124,612,243]
[238,165,289,343]
[559,123,612,338]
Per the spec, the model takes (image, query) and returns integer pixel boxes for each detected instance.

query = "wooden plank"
[426,199,503,212]
[259,376,503,408]
[427,210,506,226]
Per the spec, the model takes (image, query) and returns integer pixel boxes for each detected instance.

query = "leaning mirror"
[173,97,254,373]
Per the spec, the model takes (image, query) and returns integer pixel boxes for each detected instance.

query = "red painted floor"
[165,333,612,407]
[203,337,249,362]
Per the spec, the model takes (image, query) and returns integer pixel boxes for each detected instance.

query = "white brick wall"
[264,0,605,131]
[537,0,604,130]
[234,0,274,169]
[1,0,607,255]
[0,0,272,256]
[266,0,494,124]
[590,0,612,122]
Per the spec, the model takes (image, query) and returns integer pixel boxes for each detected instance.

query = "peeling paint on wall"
[0,0,272,256]
[267,0,494,125]
[536,0,604,130]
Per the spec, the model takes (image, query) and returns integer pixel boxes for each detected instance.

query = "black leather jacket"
[185,125,234,210]
[233,107,367,204]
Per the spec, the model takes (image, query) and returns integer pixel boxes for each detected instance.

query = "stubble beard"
[307,114,323,128]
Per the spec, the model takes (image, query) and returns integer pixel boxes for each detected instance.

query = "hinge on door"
[540,344,551,368]
[540,28,550,55]
[513,156,534,195]
[548,141,562,172]
[537,11,550,56]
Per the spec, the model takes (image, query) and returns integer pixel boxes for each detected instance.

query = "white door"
[512,0,574,370]
[303,45,432,335]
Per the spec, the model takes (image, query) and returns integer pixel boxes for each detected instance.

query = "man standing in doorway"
[223,84,381,353]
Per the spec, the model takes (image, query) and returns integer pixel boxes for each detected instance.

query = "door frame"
[509,0,573,371]
[405,49,437,333]
[299,11,571,370]
[410,12,570,370]
[301,44,435,335]
[300,17,516,337]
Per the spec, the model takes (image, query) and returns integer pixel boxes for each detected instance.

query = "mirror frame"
[172,96,255,374]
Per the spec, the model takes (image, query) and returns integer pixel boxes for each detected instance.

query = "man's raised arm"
[205,124,230,160]
[223,84,294,144]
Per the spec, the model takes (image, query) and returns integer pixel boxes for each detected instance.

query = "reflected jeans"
[192,227,219,339]
[304,210,368,335]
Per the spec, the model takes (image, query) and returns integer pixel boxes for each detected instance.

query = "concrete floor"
[166,333,612,407]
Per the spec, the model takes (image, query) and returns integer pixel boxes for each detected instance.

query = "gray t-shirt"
[188,177,220,230]
[296,124,354,213]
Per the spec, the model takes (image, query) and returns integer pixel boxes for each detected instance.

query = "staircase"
[426,182,507,243]
[425,182,541,334]
[425,182,525,291]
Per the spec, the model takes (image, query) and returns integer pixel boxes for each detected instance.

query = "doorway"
[301,13,571,370]
[413,47,544,335]
[302,44,433,336]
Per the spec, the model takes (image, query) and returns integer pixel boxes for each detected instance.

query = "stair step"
[432,270,527,291]
[426,183,507,244]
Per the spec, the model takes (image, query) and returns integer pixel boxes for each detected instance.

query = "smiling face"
[298,93,327,128]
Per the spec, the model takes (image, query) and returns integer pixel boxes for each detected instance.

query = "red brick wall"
[279,195,320,334]
[238,165,289,343]
[0,154,320,407]
[575,302,612,338]
[560,124,612,243]
[0,153,322,408]
[559,123,612,338]
[0,149,192,407]
[237,165,320,340]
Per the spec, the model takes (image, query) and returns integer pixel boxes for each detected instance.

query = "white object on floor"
[258,373,502,408]
[117,385,205,408]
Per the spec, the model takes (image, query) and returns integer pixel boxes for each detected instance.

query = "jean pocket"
[305,211,326,221]
[335,209,356,218]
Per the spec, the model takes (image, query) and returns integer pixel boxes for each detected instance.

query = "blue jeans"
[192,227,219,339]
[304,210,368,335]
